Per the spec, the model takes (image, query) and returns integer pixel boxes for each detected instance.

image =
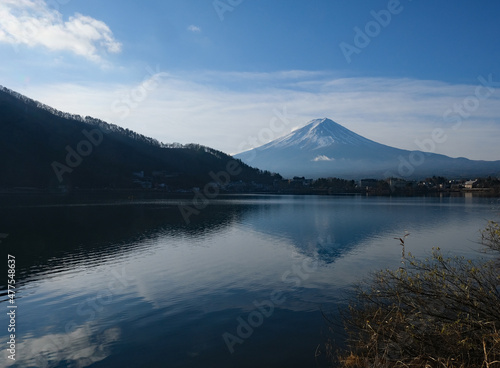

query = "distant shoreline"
[0,187,499,199]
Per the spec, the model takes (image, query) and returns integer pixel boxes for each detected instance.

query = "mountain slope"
[234,118,500,179]
[0,86,279,190]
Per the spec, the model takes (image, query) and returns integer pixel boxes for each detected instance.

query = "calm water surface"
[1,194,499,367]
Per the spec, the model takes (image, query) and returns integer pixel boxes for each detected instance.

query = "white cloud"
[0,0,121,63]
[187,24,201,33]
[13,71,500,161]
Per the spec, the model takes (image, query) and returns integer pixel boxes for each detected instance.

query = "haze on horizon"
[1,0,499,161]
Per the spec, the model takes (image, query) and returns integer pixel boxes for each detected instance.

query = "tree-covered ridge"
[0,85,216,151]
[0,86,280,191]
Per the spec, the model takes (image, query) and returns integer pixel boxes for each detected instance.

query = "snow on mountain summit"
[234,117,500,179]
[262,118,375,151]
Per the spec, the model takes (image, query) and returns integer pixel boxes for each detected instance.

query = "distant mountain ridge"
[0,86,279,190]
[235,118,500,179]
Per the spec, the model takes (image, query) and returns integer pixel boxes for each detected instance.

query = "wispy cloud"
[0,0,121,64]
[187,24,201,33]
[14,71,500,161]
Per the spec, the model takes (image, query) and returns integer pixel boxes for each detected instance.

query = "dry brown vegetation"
[331,221,500,368]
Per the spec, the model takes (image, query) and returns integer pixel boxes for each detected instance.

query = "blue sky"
[1,0,499,160]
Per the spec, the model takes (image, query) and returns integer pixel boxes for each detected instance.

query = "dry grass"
[329,222,500,368]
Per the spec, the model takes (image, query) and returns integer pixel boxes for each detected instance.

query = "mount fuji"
[234,118,500,179]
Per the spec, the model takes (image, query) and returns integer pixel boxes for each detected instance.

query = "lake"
[1,194,499,367]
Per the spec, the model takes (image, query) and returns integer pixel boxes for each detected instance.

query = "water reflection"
[0,199,255,286]
[238,195,481,262]
[5,325,120,368]
[0,194,497,368]
[1,195,494,284]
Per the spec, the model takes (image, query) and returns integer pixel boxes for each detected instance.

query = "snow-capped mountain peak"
[234,117,500,179]
[262,118,373,150]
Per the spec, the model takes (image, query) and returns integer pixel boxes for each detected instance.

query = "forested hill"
[0,86,280,191]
